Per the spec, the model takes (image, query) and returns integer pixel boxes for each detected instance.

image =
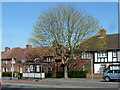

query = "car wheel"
[105,76,110,82]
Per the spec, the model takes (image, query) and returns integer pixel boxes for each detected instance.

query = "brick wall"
[87,73,103,79]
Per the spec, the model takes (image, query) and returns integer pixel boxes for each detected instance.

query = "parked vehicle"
[103,69,120,82]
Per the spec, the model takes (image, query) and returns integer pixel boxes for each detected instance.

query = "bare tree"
[29,4,102,78]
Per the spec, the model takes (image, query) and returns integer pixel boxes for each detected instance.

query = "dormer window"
[46,57,53,62]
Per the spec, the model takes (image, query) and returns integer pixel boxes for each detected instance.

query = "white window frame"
[46,57,53,62]
[82,52,91,59]
[3,68,5,72]
[11,60,15,64]
[20,67,23,73]
[98,52,107,57]
[5,59,7,64]
[113,50,117,57]
[36,65,40,72]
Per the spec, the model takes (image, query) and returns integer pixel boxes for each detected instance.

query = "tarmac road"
[1,78,120,89]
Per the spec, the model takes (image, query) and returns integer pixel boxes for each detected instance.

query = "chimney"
[5,47,10,52]
[26,44,32,49]
[100,28,106,37]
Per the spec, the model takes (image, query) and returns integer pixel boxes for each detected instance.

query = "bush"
[84,70,90,73]
[68,71,86,78]
[2,71,20,77]
[45,72,52,78]
[2,72,12,77]
[56,71,64,78]
[56,71,87,78]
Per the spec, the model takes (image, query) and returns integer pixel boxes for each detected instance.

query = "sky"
[2,2,119,51]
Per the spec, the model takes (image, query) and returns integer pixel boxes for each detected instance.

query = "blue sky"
[2,2,118,51]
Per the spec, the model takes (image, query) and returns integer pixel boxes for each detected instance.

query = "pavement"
[1,77,120,89]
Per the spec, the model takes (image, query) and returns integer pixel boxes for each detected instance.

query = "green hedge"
[45,72,52,78]
[2,71,20,77]
[56,72,64,78]
[68,71,86,78]
[56,71,86,78]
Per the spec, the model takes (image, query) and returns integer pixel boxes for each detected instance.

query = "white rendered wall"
[118,50,120,62]
[94,52,97,62]
[94,64,101,73]
[108,51,112,62]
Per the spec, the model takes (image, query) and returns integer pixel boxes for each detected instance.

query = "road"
[1,78,120,89]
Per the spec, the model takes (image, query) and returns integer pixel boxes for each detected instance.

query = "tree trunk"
[64,63,68,79]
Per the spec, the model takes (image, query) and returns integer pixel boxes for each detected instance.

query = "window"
[30,65,33,72]
[28,68,30,72]
[98,52,107,57]
[82,52,91,59]
[3,60,7,64]
[5,68,8,72]
[11,60,15,64]
[6,60,7,64]
[83,65,89,71]
[47,66,52,72]
[73,53,77,59]
[20,68,23,73]
[3,68,5,72]
[3,60,5,64]
[113,50,117,57]
[108,70,117,73]
[46,57,53,62]
[36,65,40,72]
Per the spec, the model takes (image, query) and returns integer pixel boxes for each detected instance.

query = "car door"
[112,70,118,79]
[108,70,117,79]
[117,70,120,79]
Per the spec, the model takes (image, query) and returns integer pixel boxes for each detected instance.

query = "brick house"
[2,29,120,78]
[68,29,120,78]
[1,44,64,77]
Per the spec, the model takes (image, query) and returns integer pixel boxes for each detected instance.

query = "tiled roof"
[78,33,119,51]
[1,46,56,61]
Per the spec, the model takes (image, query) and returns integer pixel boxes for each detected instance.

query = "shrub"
[56,71,64,78]
[2,71,20,77]
[45,72,52,78]
[56,71,87,78]
[68,71,86,78]
[2,72,12,77]
[84,70,90,73]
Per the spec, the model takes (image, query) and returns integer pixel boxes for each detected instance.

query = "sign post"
[91,57,93,79]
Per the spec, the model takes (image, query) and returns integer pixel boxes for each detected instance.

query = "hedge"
[56,72,64,78]
[2,71,20,77]
[56,71,87,78]
[45,72,52,78]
